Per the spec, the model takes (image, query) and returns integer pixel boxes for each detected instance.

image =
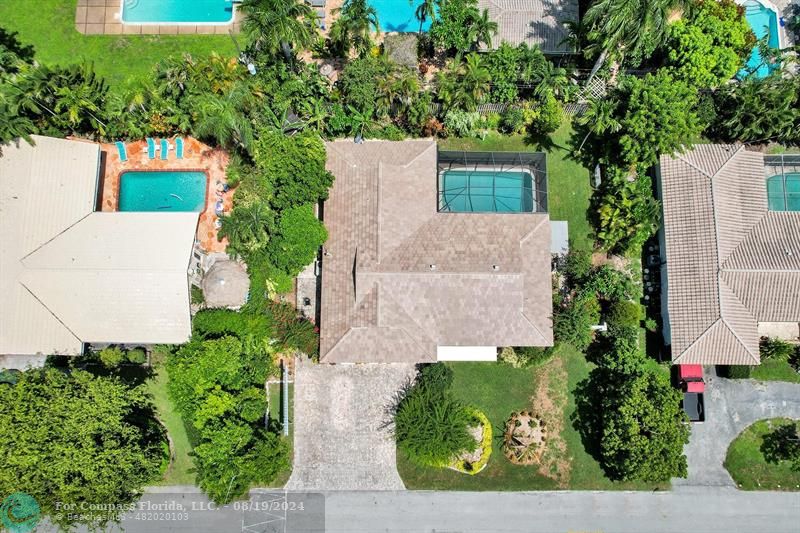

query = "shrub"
[98,346,126,368]
[126,348,148,365]
[192,308,274,340]
[499,346,555,368]
[531,93,562,134]
[644,317,658,332]
[554,293,601,351]
[607,300,642,329]
[719,365,752,379]
[451,408,492,474]
[395,385,477,467]
[500,107,526,134]
[560,249,593,286]
[417,363,454,393]
[266,204,327,277]
[583,265,636,301]
[191,285,205,305]
[760,421,800,469]
[759,337,795,361]
[444,109,480,137]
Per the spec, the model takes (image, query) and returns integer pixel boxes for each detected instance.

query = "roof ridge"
[376,282,436,358]
[520,216,548,245]
[720,210,795,272]
[20,212,93,262]
[717,274,760,363]
[18,280,83,344]
[674,318,723,361]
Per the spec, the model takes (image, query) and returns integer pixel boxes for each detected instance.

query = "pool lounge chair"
[115,141,128,162]
[160,139,171,160]
[146,138,157,159]
[307,0,325,7]
[175,137,185,159]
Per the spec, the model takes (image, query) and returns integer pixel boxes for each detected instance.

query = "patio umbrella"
[201,260,250,309]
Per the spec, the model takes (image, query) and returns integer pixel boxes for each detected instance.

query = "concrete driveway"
[673,373,800,488]
[286,358,416,491]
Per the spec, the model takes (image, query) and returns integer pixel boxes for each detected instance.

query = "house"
[658,144,800,365]
[0,136,198,367]
[319,140,554,363]
[477,0,578,54]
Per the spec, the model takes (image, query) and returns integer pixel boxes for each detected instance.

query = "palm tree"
[392,69,421,110]
[220,202,272,258]
[583,0,679,84]
[346,104,374,139]
[413,0,437,34]
[466,8,498,51]
[576,98,621,152]
[240,0,316,60]
[530,61,570,101]
[191,84,254,150]
[457,53,491,110]
[331,0,380,57]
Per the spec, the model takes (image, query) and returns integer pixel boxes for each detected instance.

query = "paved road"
[286,359,416,491]
[674,374,800,488]
[61,487,800,533]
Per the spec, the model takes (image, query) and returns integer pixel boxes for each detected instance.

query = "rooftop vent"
[492,264,500,271]
[429,264,437,271]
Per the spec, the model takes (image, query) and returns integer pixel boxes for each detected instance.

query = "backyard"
[0,0,235,88]
[725,418,800,491]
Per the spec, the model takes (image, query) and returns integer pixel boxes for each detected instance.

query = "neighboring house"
[658,144,800,365]
[477,0,578,54]
[0,136,198,366]
[319,140,554,364]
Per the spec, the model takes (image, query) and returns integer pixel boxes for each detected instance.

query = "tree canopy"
[0,368,165,530]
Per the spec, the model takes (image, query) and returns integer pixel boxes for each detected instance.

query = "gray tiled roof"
[477,0,578,53]
[320,140,553,363]
[660,145,800,365]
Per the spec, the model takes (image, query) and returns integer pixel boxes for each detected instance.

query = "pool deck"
[75,0,243,35]
[99,137,232,253]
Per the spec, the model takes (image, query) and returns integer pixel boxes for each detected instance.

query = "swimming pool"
[121,0,234,24]
[119,171,208,212]
[767,173,800,211]
[739,0,781,78]
[439,170,534,213]
[371,0,437,32]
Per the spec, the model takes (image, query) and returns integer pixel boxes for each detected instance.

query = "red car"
[678,365,705,423]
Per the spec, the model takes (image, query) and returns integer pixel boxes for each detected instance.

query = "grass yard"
[0,0,235,89]
[725,418,800,491]
[145,365,197,486]
[751,358,800,384]
[398,346,669,490]
[439,120,594,253]
[266,380,294,488]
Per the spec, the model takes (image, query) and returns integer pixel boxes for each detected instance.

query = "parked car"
[678,364,705,423]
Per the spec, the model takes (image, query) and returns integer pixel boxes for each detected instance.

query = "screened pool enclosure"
[765,154,800,212]
[437,151,548,213]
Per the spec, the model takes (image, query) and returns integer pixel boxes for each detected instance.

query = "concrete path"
[673,374,800,488]
[286,358,416,491]
[72,487,800,532]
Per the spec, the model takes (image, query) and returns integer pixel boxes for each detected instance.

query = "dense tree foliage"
[664,0,753,87]
[761,422,800,471]
[330,0,380,57]
[0,368,165,529]
[240,0,317,58]
[267,204,328,276]
[430,0,497,53]
[167,336,289,502]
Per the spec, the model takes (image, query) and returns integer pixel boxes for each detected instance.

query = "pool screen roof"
[438,150,548,213]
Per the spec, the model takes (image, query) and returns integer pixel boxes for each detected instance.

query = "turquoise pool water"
[371,0,436,32]
[767,173,800,211]
[119,171,207,212]
[440,170,534,213]
[121,0,234,24]
[740,0,780,78]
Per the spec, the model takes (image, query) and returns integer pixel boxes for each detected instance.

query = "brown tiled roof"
[477,0,578,54]
[660,145,800,365]
[320,140,553,363]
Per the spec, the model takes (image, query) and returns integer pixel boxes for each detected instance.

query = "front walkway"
[286,358,416,491]
[673,373,800,488]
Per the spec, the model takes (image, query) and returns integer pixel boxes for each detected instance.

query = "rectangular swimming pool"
[371,0,436,32]
[440,170,534,213]
[119,171,208,212]
[121,0,235,24]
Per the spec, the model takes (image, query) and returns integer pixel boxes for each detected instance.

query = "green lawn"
[398,346,668,490]
[145,365,197,486]
[0,0,235,89]
[725,418,800,491]
[751,358,800,384]
[439,121,594,253]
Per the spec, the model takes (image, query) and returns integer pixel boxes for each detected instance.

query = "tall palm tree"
[457,53,491,110]
[531,61,570,101]
[583,0,679,84]
[466,8,498,51]
[576,98,621,152]
[240,0,316,59]
[413,0,437,34]
[331,0,380,57]
[191,84,254,150]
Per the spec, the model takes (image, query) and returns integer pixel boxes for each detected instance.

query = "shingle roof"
[320,140,553,363]
[477,0,578,54]
[660,144,800,365]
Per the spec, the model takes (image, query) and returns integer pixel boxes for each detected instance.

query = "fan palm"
[240,0,316,59]
[583,0,679,83]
